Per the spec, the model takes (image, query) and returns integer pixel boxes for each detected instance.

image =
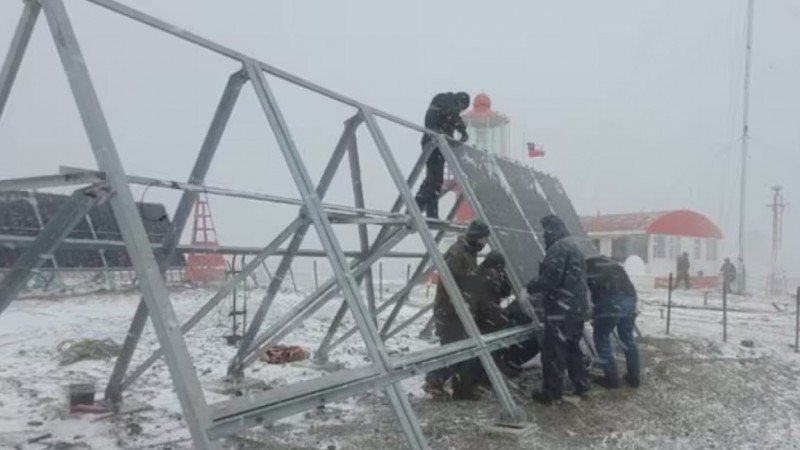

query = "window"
[653,235,666,259]
[693,239,702,260]
[706,239,718,261]
[668,236,681,260]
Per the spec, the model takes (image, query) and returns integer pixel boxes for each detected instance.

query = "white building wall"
[647,234,720,278]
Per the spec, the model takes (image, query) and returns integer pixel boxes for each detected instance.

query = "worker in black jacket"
[527,215,591,404]
[415,92,470,219]
[586,255,641,389]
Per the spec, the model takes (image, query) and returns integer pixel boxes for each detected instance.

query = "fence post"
[666,273,673,335]
[313,260,319,289]
[795,287,799,353]
[406,264,411,283]
[722,279,728,343]
[704,291,709,306]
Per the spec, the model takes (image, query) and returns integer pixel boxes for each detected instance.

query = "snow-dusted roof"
[581,210,723,239]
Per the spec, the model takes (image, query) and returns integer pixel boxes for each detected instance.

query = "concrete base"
[207,377,268,396]
[483,422,535,438]
[90,400,153,422]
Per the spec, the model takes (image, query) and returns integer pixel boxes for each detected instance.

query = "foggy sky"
[1,0,798,280]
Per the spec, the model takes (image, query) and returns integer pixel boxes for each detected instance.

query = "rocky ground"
[1,285,799,449]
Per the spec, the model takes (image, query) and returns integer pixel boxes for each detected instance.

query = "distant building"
[581,210,723,289]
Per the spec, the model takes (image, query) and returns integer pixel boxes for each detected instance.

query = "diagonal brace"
[0,183,113,315]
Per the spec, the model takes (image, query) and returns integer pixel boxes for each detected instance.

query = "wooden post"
[666,273,673,335]
[704,291,709,306]
[313,260,319,289]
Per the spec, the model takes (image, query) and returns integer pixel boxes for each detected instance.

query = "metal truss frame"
[0,1,587,448]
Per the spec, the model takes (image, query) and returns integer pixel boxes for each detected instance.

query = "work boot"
[624,373,640,388]
[594,373,621,389]
[531,390,561,405]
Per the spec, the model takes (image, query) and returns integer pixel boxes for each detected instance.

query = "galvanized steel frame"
[0,1,573,448]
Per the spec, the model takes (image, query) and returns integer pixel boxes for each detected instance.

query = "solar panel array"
[0,191,185,269]
[451,145,597,291]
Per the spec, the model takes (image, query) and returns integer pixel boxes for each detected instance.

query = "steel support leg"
[313,154,448,359]
[229,114,362,377]
[310,225,407,363]
[0,184,111,315]
[363,111,526,424]
[327,265,436,351]
[379,194,464,336]
[241,227,409,369]
[319,196,461,354]
[245,63,427,450]
[42,2,218,448]
[347,138,377,324]
[105,69,247,402]
[0,0,40,120]
[120,218,305,391]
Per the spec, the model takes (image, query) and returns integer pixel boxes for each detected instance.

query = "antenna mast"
[737,0,755,294]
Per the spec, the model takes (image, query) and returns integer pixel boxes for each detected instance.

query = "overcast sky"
[1,0,798,280]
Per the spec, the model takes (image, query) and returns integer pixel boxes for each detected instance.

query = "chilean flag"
[527,142,545,158]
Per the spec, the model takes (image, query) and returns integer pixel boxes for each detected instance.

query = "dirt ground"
[235,336,800,450]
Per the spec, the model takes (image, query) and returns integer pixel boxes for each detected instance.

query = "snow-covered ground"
[1,282,800,449]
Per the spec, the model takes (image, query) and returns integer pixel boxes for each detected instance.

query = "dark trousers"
[415,146,444,219]
[593,294,640,380]
[425,317,475,396]
[541,317,589,399]
[674,272,691,289]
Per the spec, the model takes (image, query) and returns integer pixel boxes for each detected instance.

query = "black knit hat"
[482,250,506,269]
[466,220,490,239]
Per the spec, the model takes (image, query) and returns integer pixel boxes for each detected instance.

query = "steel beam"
[41,2,218,448]
[308,224,411,363]
[311,141,437,359]
[316,194,462,360]
[239,227,409,370]
[0,0,40,120]
[363,111,526,424]
[105,69,248,402]
[229,113,362,377]
[0,233,442,259]
[379,194,464,337]
[58,166,398,219]
[0,184,111,315]
[327,264,436,351]
[245,64,427,450]
[0,172,105,192]
[84,0,439,139]
[208,325,534,439]
[346,137,377,324]
[385,302,433,341]
[120,217,306,391]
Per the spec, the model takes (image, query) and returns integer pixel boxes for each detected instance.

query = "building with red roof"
[581,210,724,289]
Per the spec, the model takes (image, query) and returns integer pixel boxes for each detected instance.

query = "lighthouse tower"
[445,93,511,228]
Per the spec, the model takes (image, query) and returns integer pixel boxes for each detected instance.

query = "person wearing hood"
[415,92,470,219]
[586,255,641,389]
[424,219,489,400]
[527,214,591,404]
